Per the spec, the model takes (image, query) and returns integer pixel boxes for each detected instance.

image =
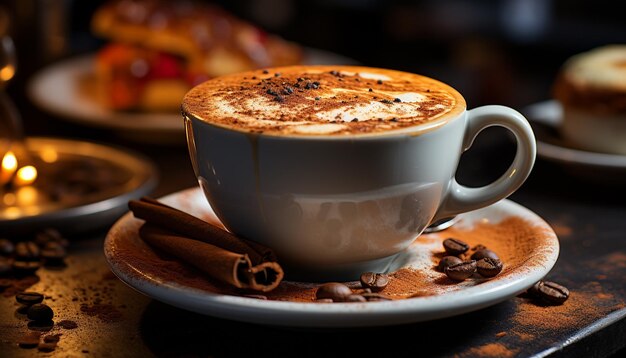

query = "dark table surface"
[1,92,625,357]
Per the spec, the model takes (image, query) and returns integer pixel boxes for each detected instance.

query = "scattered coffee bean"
[35,228,69,248]
[471,248,500,261]
[361,292,391,301]
[12,260,41,274]
[359,272,389,292]
[57,320,78,329]
[443,238,469,256]
[28,320,54,331]
[0,238,14,256]
[37,342,57,352]
[476,258,503,278]
[437,256,463,272]
[41,243,67,263]
[16,292,44,306]
[346,294,367,303]
[43,334,61,343]
[0,257,12,275]
[316,282,352,302]
[18,331,41,348]
[528,281,570,305]
[444,260,477,281]
[27,303,54,322]
[472,244,487,251]
[15,241,40,261]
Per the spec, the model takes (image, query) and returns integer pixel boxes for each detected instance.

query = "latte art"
[182,66,466,136]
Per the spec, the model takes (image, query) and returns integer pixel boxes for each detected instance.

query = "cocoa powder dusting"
[80,303,123,323]
[112,215,556,302]
[513,288,620,331]
[461,343,517,358]
[1,275,40,297]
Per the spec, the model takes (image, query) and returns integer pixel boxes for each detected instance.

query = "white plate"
[104,187,559,327]
[523,100,626,170]
[0,137,157,235]
[26,49,358,141]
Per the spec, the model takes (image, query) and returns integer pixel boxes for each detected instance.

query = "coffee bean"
[316,282,352,302]
[18,331,41,348]
[346,294,367,302]
[38,342,57,352]
[528,281,570,305]
[471,248,500,261]
[0,257,12,275]
[44,334,61,343]
[12,261,41,274]
[57,320,78,329]
[15,241,40,261]
[27,303,54,321]
[437,256,463,272]
[360,272,389,292]
[443,238,469,256]
[472,244,487,251]
[16,292,44,305]
[444,260,477,281]
[41,244,66,263]
[0,238,14,256]
[361,292,391,301]
[476,258,503,278]
[35,228,68,248]
[28,320,54,332]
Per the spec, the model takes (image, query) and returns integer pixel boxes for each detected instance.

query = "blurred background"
[3,0,626,109]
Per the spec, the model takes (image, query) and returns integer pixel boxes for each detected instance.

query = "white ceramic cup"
[183,81,536,281]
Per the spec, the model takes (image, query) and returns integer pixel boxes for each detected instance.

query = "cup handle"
[431,105,536,222]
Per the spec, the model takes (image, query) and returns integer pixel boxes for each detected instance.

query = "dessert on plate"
[552,44,626,155]
[91,0,303,112]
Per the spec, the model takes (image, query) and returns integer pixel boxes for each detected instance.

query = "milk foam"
[182,66,465,136]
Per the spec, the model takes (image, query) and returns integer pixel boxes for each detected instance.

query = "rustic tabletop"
[1,99,624,357]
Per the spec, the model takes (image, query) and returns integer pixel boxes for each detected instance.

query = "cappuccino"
[182,66,465,136]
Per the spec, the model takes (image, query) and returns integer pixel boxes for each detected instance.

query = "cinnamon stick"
[128,197,276,265]
[139,224,283,292]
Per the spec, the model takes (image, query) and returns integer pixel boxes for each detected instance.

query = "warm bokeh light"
[16,186,38,205]
[2,192,16,205]
[1,151,18,184]
[2,150,17,171]
[3,206,21,219]
[0,64,15,82]
[40,146,59,163]
[14,165,38,186]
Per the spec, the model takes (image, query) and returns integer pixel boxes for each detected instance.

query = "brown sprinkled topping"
[182,65,463,136]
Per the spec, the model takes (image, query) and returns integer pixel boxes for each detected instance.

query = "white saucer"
[523,100,626,170]
[104,187,559,327]
[27,48,358,143]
